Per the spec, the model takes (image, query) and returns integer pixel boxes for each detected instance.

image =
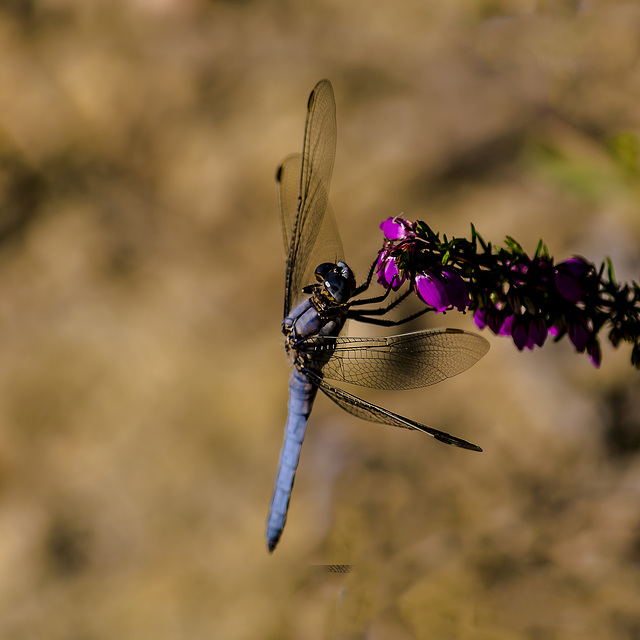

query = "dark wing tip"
[307,79,333,111]
[433,432,483,452]
[275,163,284,183]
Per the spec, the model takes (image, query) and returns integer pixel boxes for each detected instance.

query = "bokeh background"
[1,1,640,638]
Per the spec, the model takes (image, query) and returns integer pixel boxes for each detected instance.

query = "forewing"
[282,79,343,318]
[304,369,482,451]
[276,154,302,256]
[301,329,489,390]
[277,154,343,286]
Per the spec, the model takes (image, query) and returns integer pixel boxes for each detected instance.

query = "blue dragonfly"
[266,79,489,552]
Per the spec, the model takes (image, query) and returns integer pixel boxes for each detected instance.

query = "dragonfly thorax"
[283,261,354,350]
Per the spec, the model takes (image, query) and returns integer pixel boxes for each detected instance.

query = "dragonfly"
[266,79,489,552]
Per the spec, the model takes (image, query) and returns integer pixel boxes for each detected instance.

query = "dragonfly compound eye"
[314,262,356,303]
[323,273,349,302]
[336,261,356,291]
[314,263,335,281]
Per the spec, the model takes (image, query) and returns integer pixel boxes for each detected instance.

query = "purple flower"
[439,269,471,312]
[587,339,601,368]
[567,316,589,352]
[529,317,548,348]
[473,308,489,331]
[415,270,449,312]
[414,268,470,313]
[555,257,591,303]
[380,216,415,241]
[511,316,548,350]
[376,250,406,290]
[499,315,514,336]
[512,319,531,351]
[550,318,595,361]
[474,308,510,335]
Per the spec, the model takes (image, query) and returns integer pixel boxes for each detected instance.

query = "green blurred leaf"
[607,132,640,177]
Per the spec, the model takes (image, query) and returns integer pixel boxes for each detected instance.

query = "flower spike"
[375,216,640,369]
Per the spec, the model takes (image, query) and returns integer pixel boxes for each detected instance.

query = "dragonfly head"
[314,261,356,304]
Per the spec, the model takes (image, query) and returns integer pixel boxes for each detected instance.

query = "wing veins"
[303,369,482,452]
[299,329,489,390]
[280,80,342,318]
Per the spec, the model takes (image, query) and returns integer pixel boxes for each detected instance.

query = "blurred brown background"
[0,1,640,638]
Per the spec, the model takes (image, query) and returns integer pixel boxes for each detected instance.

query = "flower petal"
[567,317,589,352]
[555,257,592,303]
[380,217,410,240]
[473,309,487,330]
[530,317,548,348]
[499,315,514,336]
[415,271,449,312]
[440,269,471,311]
[377,252,405,290]
[588,339,601,368]
[512,320,531,351]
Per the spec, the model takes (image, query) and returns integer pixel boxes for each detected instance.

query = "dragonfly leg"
[348,287,393,307]
[351,256,379,297]
[349,289,411,315]
[349,303,435,327]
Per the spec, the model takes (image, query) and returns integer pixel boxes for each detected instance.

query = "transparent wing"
[299,329,489,390]
[276,154,301,256]
[277,153,343,270]
[303,369,482,451]
[280,79,344,318]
